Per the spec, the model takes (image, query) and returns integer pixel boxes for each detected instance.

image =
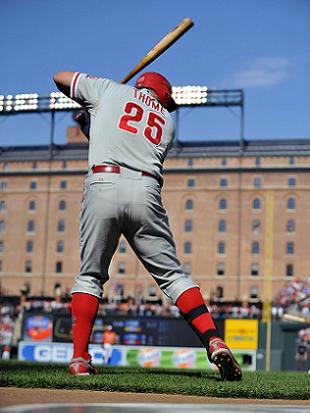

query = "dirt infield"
[1,388,309,408]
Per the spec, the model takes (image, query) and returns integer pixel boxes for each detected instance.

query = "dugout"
[257,321,310,371]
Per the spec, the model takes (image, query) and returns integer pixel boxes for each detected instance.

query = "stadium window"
[287,197,296,210]
[32,162,37,170]
[289,157,295,166]
[148,285,157,298]
[219,177,228,187]
[57,241,64,253]
[218,241,225,255]
[187,158,194,167]
[56,261,63,273]
[252,219,261,234]
[54,283,62,296]
[250,286,259,300]
[114,283,124,298]
[0,181,8,191]
[217,263,225,276]
[218,219,226,233]
[254,177,262,188]
[286,264,294,277]
[187,178,196,187]
[288,177,296,187]
[59,200,66,211]
[255,157,261,166]
[62,160,67,169]
[0,241,3,253]
[26,240,33,253]
[21,282,31,296]
[57,220,65,232]
[30,181,37,190]
[221,158,227,166]
[0,220,5,233]
[25,260,32,273]
[216,286,224,300]
[184,241,192,254]
[0,200,6,212]
[252,241,260,255]
[182,262,192,275]
[286,242,294,255]
[27,220,35,233]
[251,263,259,276]
[118,240,127,254]
[185,199,194,210]
[287,219,295,233]
[252,198,261,210]
[2,163,9,172]
[0,260,2,272]
[60,180,67,189]
[118,262,126,274]
[184,219,193,232]
[219,198,227,210]
[28,200,36,211]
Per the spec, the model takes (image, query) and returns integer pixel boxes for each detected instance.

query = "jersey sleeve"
[70,72,114,111]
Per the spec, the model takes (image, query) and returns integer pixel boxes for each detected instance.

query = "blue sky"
[0,0,309,146]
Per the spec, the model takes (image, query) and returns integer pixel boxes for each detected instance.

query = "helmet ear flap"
[167,98,177,113]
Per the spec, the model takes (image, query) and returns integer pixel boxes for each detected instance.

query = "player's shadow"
[103,366,222,381]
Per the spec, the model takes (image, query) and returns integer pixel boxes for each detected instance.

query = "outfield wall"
[12,312,310,371]
[18,341,256,371]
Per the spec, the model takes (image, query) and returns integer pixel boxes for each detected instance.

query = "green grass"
[0,361,309,400]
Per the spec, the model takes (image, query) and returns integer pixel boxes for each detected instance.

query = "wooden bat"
[119,17,194,84]
[283,314,310,323]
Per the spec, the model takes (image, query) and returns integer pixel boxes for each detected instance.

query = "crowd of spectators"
[272,278,310,320]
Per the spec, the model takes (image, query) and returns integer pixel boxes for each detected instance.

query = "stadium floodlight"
[172,86,208,105]
[0,93,40,112]
[0,95,4,112]
[49,92,81,110]
[0,87,244,149]
[0,88,243,115]
[14,93,39,111]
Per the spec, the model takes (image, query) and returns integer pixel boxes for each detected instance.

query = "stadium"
[0,2,309,413]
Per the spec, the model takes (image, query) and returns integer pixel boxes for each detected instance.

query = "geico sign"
[19,342,106,364]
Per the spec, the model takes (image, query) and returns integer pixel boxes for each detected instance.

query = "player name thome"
[133,88,166,115]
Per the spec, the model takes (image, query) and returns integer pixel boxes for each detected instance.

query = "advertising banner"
[225,319,259,350]
[52,314,224,347]
[22,314,53,342]
[18,341,256,371]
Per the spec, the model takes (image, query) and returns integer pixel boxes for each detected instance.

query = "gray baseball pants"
[72,166,197,303]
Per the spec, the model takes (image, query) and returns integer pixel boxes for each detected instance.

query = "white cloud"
[225,57,290,88]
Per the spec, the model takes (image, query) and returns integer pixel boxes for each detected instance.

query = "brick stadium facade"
[0,126,310,302]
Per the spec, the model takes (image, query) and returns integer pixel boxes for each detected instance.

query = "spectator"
[295,338,309,372]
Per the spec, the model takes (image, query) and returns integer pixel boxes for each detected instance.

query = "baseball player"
[102,325,117,364]
[53,71,242,380]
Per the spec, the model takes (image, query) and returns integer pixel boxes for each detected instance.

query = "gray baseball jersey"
[69,72,197,303]
[71,73,175,185]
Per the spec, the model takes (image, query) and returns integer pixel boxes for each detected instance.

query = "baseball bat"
[119,17,194,84]
[283,314,310,323]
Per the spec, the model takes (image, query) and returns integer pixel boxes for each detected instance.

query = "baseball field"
[1,361,309,400]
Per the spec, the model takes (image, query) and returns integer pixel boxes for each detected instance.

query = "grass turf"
[1,361,309,400]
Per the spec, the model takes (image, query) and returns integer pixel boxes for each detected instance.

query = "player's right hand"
[73,109,90,139]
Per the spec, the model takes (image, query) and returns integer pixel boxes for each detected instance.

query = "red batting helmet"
[135,72,176,112]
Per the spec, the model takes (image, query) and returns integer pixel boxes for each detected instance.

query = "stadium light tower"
[0,87,245,148]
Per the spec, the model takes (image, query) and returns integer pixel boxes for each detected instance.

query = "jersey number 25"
[118,102,165,145]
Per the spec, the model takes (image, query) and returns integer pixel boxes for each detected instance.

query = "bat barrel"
[120,17,194,84]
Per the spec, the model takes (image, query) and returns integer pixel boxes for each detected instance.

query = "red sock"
[176,287,219,344]
[71,293,99,360]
